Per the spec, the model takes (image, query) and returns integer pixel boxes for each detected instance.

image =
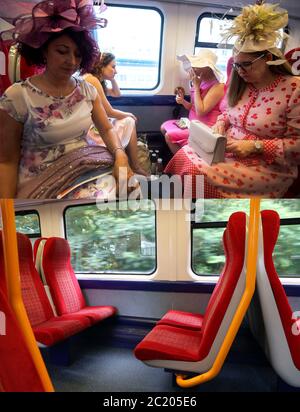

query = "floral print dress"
[0,77,111,198]
[165,75,300,198]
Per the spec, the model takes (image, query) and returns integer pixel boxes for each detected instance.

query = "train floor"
[45,328,281,392]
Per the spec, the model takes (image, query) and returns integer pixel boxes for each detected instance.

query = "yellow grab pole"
[176,197,261,387]
[0,199,54,392]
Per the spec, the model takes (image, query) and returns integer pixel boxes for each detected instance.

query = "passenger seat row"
[0,233,117,347]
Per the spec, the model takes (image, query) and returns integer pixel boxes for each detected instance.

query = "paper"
[177,54,192,72]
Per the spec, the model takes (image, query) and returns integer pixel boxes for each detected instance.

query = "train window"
[261,199,300,277]
[14,210,41,239]
[192,200,249,276]
[94,4,163,91]
[64,201,156,274]
[194,13,235,80]
[192,199,300,278]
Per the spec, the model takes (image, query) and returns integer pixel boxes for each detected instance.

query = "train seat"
[255,210,300,387]
[0,251,45,391]
[41,237,117,324]
[157,230,229,330]
[134,211,247,374]
[0,231,92,347]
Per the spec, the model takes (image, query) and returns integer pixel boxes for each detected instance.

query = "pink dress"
[161,79,223,146]
[165,75,300,198]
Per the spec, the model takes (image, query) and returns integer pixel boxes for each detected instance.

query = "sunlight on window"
[94,5,162,90]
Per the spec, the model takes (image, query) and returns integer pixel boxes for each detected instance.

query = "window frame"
[194,12,235,52]
[63,201,157,276]
[98,2,164,92]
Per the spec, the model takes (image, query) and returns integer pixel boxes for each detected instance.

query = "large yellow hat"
[222,3,288,65]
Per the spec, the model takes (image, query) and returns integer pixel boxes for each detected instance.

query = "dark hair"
[90,52,115,95]
[17,28,99,74]
[227,50,293,107]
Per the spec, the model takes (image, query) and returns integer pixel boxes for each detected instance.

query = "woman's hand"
[124,112,138,122]
[226,140,261,158]
[189,69,202,88]
[175,91,185,105]
[212,120,226,135]
[113,149,138,197]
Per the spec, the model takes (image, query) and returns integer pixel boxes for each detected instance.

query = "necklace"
[40,73,77,99]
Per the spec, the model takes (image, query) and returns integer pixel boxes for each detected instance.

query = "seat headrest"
[260,210,280,254]
[43,237,71,262]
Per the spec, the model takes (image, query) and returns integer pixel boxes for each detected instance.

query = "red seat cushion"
[261,210,300,370]
[134,325,202,362]
[157,310,204,330]
[33,314,90,347]
[74,306,117,323]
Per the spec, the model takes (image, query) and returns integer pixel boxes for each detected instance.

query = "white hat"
[177,49,223,82]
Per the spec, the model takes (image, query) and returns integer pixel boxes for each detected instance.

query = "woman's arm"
[106,78,121,97]
[194,82,225,117]
[86,75,136,121]
[0,110,22,197]
[91,96,135,194]
[175,89,192,111]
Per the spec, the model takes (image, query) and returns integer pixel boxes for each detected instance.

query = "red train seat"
[41,237,117,324]
[134,212,248,374]
[157,230,229,330]
[254,210,300,387]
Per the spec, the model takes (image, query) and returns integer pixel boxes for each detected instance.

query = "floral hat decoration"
[8,0,107,48]
[222,2,289,65]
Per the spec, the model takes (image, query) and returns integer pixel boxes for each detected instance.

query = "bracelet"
[112,146,125,157]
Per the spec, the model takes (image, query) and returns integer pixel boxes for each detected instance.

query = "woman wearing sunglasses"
[165,3,300,198]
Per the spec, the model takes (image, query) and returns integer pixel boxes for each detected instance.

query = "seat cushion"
[134,325,202,362]
[157,310,203,330]
[33,314,90,347]
[76,305,117,325]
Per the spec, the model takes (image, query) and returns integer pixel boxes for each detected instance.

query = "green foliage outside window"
[15,212,41,236]
[192,199,300,277]
[64,202,156,274]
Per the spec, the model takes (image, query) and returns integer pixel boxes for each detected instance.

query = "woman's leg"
[165,133,181,154]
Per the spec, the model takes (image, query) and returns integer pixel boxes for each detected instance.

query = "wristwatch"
[254,141,263,153]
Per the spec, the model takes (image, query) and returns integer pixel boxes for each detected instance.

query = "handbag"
[188,120,226,165]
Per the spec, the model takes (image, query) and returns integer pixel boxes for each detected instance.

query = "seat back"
[33,237,48,281]
[256,210,300,386]
[0,233,45,391]
[16,233,55,326]
[197,211,247,359]
[42,237,86,315]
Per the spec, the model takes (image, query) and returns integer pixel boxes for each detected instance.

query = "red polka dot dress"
[165,75,300,198]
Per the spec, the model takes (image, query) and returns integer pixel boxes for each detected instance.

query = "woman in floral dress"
[0,0,134,199]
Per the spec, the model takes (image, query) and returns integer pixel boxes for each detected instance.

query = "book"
[56,168,113,199]
[188,120,226,165]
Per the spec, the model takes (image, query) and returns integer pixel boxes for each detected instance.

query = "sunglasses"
[232,54,266,71]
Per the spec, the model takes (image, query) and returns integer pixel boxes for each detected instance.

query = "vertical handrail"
[176,197,261,387]
[0,199,54,392]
